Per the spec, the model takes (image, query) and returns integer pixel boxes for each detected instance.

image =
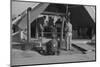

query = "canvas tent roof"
[43,4,95,27]
[12,1,49,29]
[84,6,95,22]
[12,2,95,29]
[12,1,39,19]
[68,5,95,27]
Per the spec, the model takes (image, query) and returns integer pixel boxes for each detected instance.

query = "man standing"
[37,16,46,37]
[64,17,72,50]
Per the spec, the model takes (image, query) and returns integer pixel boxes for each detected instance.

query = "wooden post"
[66,5,69,50]
[60,5,68,49]
[66,5,68,17]
[25,7,31,50]
[61,17,64,47]
[27,7,31,43]
[36,21,39,39]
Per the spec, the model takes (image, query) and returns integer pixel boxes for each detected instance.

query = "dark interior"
[31,4,95,39]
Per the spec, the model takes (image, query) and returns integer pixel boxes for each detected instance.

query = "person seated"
[45,26,59,55]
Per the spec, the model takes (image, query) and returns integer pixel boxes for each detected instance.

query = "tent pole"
[66,5,68,17]
[66,4,68,50]
[36,21,39,39]
[60,17,64,48]
[27,7,31,43]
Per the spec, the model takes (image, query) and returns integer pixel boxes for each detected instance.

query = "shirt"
[65,22,72,33]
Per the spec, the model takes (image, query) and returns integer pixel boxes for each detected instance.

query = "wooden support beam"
[61,18,64,41]
[60,5,68,49]
[36,22,39,39]
[27,7,31,43]
[41,11,66,16]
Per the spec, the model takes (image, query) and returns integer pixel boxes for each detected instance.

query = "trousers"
[65,32,72,50]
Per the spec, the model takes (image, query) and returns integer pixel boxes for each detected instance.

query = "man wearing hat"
[64,12,72,50]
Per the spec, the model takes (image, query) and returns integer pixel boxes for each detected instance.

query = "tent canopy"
[43,4,95,27]
[68,5,95,27]
[12,1,95,29]
[12,1,49,29]
[12,1,39,19]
